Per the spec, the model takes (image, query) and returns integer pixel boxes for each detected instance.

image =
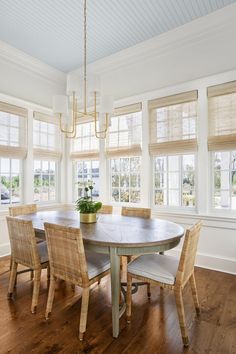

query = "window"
[213,151,236,210]
[108,111,142,151]
[33,111,61,152]
[0,158,21,205]
[34,160,57,203]
[149,91,198,155]
[110,157,141,204]
[154,154,195,208]
[72,121,99,154]
[74,160,99,199]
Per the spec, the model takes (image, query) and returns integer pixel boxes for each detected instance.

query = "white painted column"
[23,109,34,203]
[141,100,151,207]
[66,137,73,204]
[99,137,108,203]
[197,88,209,214]
[59,133,67,204]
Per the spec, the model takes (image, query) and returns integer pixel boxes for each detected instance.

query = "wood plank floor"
[0,256,235,354]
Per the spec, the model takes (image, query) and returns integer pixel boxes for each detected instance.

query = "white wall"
[0,40,66,107]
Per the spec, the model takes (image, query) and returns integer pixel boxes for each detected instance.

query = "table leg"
[110,247,121,338]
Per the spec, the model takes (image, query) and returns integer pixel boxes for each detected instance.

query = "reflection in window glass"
[34,160,57,202]
[0,158,21,205]
[74,160,99,200]
[0,112,24,147]
[110,157,141,204]
[154,154,195,207]
[33,120,60,151]
[213,151,236,210]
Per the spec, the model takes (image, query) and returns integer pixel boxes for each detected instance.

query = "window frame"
[0,157,23,208]
[72,159,100,202]
[210,150,236,214]
[33,159,59,204]
[108,156,142,206]
[151,153,197,213]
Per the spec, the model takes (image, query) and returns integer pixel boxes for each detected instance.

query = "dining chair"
[9,204,41,282]
[126,221,202,347]
[121,206,152,295]
[44,222,111,341]
[6,216,49,313]
[98,204,113,214]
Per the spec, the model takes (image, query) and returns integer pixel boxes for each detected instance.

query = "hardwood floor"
[0,256,235,354]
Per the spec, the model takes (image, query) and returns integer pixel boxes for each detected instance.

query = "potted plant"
[75,180,102,223]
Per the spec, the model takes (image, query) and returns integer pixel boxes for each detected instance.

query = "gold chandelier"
[52,0,113,139]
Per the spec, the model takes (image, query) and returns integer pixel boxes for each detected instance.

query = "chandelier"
[52,0,114,139]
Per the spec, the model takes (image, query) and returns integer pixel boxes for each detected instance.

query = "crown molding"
[74,2,236,76]
[0,40,66,85]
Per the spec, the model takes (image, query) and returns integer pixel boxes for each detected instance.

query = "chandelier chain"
[84,0,87,112]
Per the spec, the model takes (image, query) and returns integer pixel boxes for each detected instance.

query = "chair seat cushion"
[85,251,110,280]
[37,241,48,264]
[128,254,179,285]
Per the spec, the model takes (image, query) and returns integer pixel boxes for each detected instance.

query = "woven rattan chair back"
[44,223,89,286]
[6,216,40,269]
[9,204,37,217]
[98,205,113,214]
[176,221,202,287]
[121,207,151,219]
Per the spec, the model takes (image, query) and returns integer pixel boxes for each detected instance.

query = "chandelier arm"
[66,96,77,138]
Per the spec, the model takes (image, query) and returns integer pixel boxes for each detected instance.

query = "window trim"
[151,153,197,213]
[0,157,23,209]
[210,150,236,214]
[33,159,59,205]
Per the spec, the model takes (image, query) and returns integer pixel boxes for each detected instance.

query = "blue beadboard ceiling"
[0,0,235,72]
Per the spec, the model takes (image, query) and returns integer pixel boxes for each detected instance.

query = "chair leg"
[174,288,189,347]
[30,270,34,280]
[126,273,132,323]
[79,287,90,341]
[190,273,200,315]
[8,261,18,297]
[147,283,151,298]
[47,265,50,280]
[127,256,132,264]
[31,268,41,314]
[45,275,56,319]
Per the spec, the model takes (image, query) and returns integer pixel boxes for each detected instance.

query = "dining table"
[16,210,184,338]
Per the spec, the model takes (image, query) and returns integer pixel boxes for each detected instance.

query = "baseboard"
[0,242,10,257]
[167,248,236,275]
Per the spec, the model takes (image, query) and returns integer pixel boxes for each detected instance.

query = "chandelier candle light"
[53,0,114,139]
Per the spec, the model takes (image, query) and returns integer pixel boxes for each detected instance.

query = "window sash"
[208,81,236,151]
[106,107,142,157]
[0,105,27,158]
[149,91,198,155]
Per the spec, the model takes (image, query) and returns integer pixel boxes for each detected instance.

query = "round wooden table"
[17,210,184,338]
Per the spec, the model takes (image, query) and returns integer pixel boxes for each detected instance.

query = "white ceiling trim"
[0,40,66,85]
[74,3,236,76]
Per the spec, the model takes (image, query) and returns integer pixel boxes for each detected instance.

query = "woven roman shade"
[208,81,236,151]
[0,101,27,117]
[70,120,99,160]
[106,103,142,158]
[33,111,59,125]
[0,102,27,158]
[149,91,198,155]
[33,111,62,160]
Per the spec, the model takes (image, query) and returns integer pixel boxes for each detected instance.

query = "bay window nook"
[0,1,236,348]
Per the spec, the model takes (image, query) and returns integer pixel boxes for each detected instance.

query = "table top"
[16,210,184,248]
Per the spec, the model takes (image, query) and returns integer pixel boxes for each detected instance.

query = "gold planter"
[80,213,97,223]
